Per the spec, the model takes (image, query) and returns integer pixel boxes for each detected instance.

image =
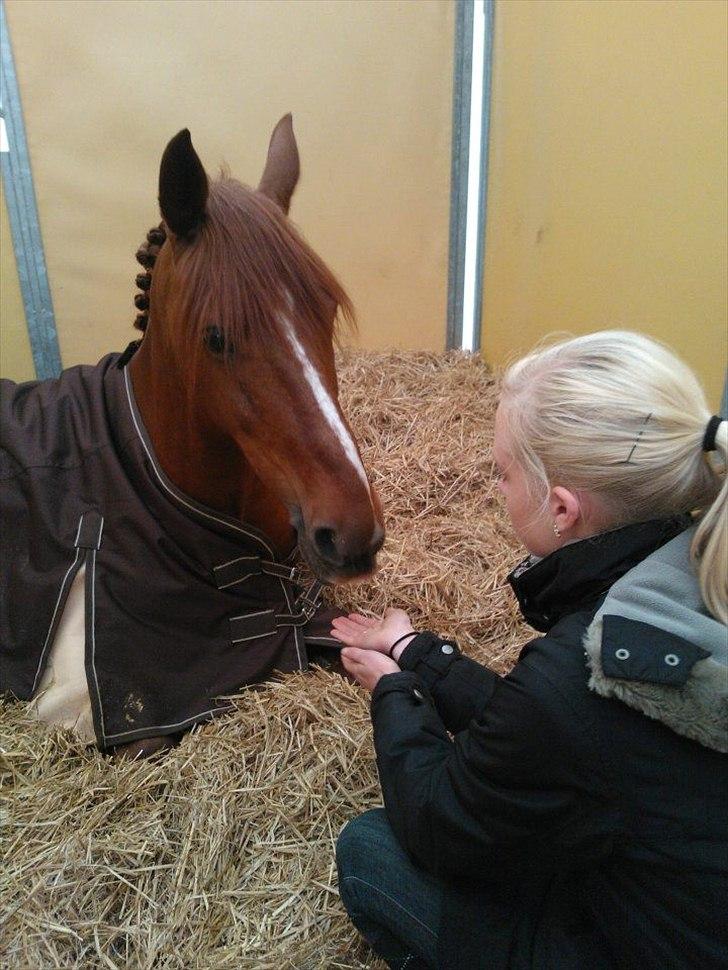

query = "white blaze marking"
[281,313,371,495]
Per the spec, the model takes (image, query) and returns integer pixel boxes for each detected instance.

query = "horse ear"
[158,129,209,239]
[257,113,300,215]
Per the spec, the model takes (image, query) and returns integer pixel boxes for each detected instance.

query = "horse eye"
[203,326,228,356]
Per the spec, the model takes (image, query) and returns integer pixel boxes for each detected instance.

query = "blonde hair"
[500,330,727,623]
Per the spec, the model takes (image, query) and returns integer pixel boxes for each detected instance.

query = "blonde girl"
[332,331,726,970]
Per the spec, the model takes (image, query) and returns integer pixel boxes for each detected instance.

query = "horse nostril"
[370,525,385,555]
[311,523,383,573]
[314,527,338,561]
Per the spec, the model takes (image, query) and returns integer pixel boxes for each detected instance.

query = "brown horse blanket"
[0,353,340,748]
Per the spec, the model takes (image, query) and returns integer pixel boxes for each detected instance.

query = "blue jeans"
[336,808,443,969]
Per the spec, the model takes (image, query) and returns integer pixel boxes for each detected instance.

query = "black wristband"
[388,631,419,659]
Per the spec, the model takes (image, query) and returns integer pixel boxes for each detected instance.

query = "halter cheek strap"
[702,415,723,453]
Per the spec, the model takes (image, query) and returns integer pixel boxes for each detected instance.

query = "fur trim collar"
[584,527,727,753]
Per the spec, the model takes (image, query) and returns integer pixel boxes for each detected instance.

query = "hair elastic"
[388,631,419,659]
[702,415,723,453]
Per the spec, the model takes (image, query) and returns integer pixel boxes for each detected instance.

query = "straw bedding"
[1,351,530,969]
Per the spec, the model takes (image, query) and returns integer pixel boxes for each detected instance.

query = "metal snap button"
[615,648,630,660]
[664,654,680,666]
[412,688,424,702]
[441,643,454,655]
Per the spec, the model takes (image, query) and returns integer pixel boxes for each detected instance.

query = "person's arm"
[370,659,618,882]
[395,632,499,733]
[331,611,500,733]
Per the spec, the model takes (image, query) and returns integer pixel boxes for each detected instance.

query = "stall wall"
[2,0,454,375]
[483,0,727,408]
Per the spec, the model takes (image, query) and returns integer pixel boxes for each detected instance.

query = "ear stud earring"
[553,522,562,538]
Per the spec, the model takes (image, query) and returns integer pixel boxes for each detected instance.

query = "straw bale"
[1,351,529,968]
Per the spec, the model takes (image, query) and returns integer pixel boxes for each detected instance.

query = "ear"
[549,486,583,535]
[257,113,300,214]
[158,129,208,239]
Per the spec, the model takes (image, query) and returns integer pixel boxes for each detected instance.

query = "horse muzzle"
[292,507,385,583]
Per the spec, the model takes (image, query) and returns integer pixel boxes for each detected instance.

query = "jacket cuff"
[372,670,432,707]
[398,631,461,691]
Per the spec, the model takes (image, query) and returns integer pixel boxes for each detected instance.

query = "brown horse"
[133,116,383,579]
[1,116,384,757]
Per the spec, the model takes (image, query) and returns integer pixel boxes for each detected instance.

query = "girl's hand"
[331,608,415,655]
[340,647,400,692]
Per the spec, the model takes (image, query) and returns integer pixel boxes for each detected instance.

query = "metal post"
[446,0,494,353]
[446,0,474,352]
[1,0,61,379]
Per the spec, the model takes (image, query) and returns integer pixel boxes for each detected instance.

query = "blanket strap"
[212,555,306,590]
[227,579,325,645]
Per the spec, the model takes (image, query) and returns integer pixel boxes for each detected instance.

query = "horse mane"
[134,227,165,331]
[133,178,354,357]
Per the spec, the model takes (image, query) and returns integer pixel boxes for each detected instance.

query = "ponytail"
[692,419,728,624]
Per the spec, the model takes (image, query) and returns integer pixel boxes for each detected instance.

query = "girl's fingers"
[331,617,366,636]
[340,650,361,675]
[330,629,368,648]
[332,615,367,629]
[344,614,379,629]
[343,647,385,668]
[331,616,383,644]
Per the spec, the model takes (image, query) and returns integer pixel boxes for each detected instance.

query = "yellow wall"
[0,178,35,381]
[7,0,726,402]
[483,0,727,408]
[3,0,454,373]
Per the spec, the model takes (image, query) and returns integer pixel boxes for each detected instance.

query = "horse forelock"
[157,177,354,367]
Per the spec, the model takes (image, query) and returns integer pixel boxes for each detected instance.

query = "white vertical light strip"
[461,0,486,352]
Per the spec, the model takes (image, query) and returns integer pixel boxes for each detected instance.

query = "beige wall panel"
[0,179,35,381]
[483,0,727,408]
[4,0,454,369]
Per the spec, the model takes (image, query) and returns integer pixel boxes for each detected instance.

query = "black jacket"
[371,518,727,969]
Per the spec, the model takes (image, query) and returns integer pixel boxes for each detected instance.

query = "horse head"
[129,116,384,582]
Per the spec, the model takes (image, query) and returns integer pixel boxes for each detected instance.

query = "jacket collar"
[508,515,691,632]
[583,525,727,753]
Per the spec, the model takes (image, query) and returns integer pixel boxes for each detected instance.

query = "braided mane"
[133,225,166,331]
